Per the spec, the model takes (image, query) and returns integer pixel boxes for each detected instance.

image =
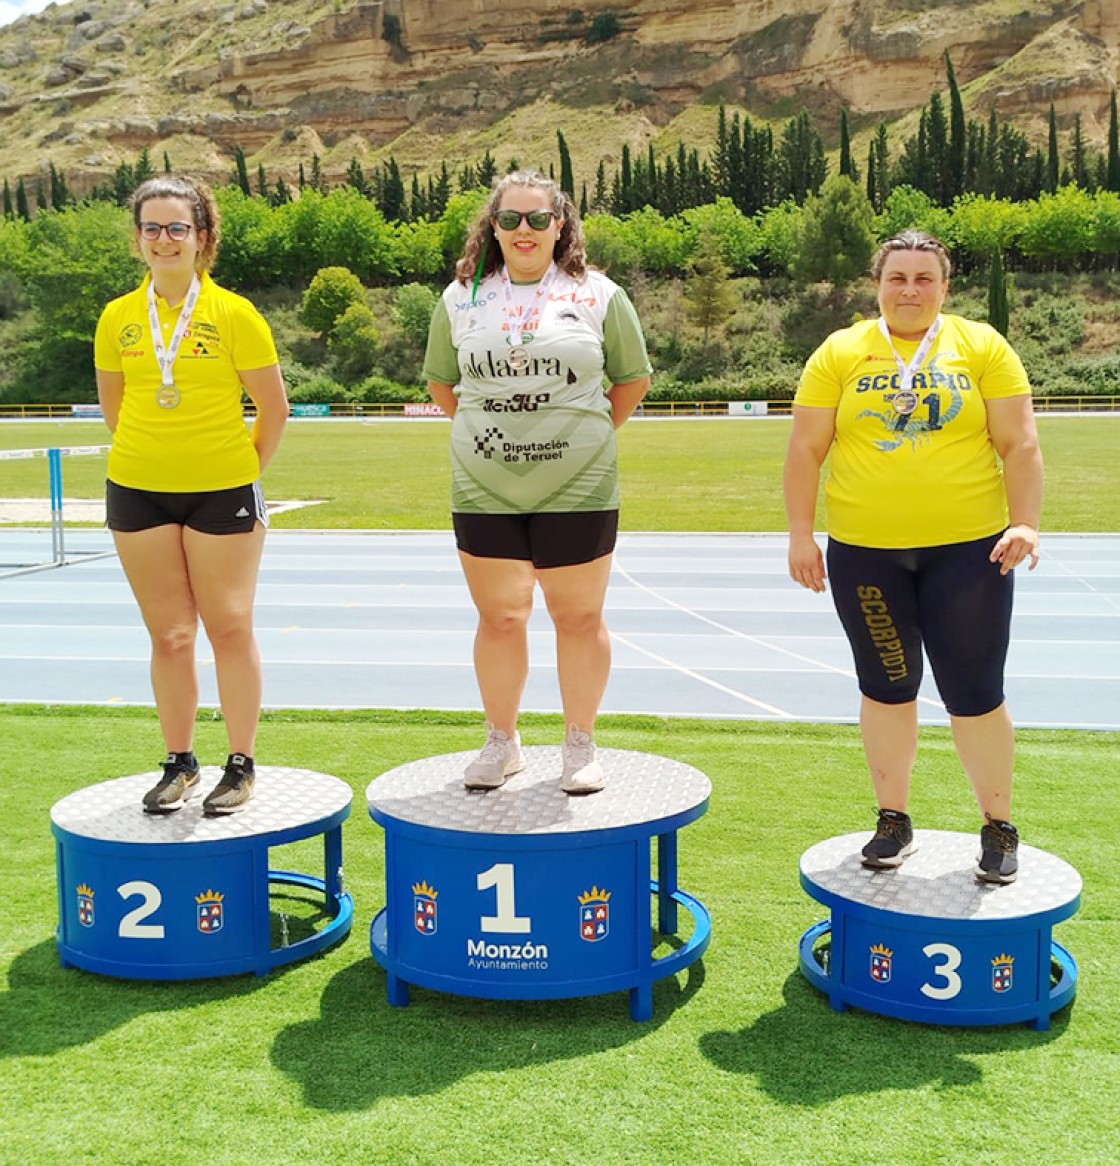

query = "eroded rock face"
[0,0,1115,187]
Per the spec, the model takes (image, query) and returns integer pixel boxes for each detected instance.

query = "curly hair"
[455,169,588,286]
[871,228,952,282]
[131,175,222,271]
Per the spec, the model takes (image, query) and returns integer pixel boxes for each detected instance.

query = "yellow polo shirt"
[94,272,278,492]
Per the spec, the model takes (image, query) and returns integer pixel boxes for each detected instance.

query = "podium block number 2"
[919,942,963,1000]
[477,863,532,934]
[118,880,166,939]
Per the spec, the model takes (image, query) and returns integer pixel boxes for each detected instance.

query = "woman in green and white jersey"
[424,170,651,794]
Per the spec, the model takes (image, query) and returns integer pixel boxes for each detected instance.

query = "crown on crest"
[412,880,438,899]
[578,886,612,904]
[195,889,224,904]
[869,943,893,957]
[77,883,94,897]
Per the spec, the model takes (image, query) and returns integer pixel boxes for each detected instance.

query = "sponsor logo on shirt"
[483,393,552,413]
[118,323,142,347]
[465,350,576,383]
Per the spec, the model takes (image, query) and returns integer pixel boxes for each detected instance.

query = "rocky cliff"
[0,0,1116,193]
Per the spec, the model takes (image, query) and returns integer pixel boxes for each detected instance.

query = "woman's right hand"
[788,533,827,593]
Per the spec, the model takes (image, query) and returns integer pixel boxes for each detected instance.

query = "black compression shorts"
[453,510,618,569]
[106,480,268,534]
[826,534,1013,716]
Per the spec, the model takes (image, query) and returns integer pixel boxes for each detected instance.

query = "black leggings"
[827,535,1013,716]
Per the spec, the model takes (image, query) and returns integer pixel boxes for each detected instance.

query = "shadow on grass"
[271,952,706,1110]
[699,970,1070,1105]
[0,939,278,1058]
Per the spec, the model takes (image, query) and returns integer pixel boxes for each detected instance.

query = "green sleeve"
[421,295,459,385]
[603,288,652,384]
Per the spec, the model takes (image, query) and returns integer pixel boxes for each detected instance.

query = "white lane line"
[607,630,792,716]
[611,546,949,713]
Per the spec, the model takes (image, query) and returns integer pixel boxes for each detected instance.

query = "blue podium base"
[798,830,1081,1029]
[52,767,354,981]
[371,879,712,1020]
[367,747,712,1021]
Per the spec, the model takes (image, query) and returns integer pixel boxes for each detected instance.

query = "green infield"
[1,415,1118,531]
[1,707,1116,1166]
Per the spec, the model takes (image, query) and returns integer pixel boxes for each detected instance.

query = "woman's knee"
[549,605,606,637]
[477,605,532,636]
[150,623,197,658]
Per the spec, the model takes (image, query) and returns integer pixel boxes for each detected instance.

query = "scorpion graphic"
[856,354,964,451]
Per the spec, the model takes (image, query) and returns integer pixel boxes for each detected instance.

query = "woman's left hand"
[990,524,1040,574]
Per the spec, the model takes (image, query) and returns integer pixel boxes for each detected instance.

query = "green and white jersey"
[423,267,650,514]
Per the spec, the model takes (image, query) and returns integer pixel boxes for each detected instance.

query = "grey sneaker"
[464,727,525,790]
[976,814,1019,884]
[142,753,201,814]
[861,808,917,868]
[203,753,255,816]
[560,725,605,795]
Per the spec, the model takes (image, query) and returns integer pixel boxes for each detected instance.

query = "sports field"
[1,417,1118,1165]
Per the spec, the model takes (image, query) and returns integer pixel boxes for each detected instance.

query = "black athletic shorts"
[453,510,619,569]
[106,479,269,534]
[826,534,1013,716]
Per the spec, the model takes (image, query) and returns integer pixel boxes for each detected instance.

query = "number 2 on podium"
[477,862,532,934]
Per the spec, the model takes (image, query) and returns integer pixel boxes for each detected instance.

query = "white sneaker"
[560,724,605,794]
[464,726,525,790]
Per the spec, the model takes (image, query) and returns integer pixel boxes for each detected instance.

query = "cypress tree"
[1108,88,1120,192]
[712,103,730,196]
[987,251,1009,337]
[476,149,497,189]
[379,157,405,220]
[163,151,172,174]
[298,162,306,190]
[256,163,269,200]
[1070,114,1091,189]
[839,108,854,180]
[592,159,608,212]
[15,177,29,220]
[234,145,251,195]
[347,157,368,196]
[1045,103,1059,193]
[579,181,588,217]
[866,139,877,208]
[557,131,574,197]
[2,178,10,217]
[944,51,966,199]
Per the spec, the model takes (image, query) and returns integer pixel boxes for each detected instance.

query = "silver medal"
[892,389,919,416]
[507,345,530,370]
[157,383,181,409]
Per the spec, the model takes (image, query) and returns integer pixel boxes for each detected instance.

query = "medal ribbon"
[148,274,202,391]
[499,262,557,347]
[877,313,942,396]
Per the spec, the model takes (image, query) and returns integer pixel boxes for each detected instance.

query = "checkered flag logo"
[474,427,504,459]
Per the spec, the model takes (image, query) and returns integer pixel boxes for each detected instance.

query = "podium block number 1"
[477,863,532,934]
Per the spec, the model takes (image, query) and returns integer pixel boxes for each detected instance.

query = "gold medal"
[157,383,181,409]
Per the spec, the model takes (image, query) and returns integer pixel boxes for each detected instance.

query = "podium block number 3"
[477,863,532,934]
[118,880,166,940]
[919,941,962,1000]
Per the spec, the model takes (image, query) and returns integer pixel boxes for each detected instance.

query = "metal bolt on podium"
[280,913,290,948]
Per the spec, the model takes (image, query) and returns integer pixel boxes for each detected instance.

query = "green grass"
[3,415,1119,531]
[1,707,1116,1165]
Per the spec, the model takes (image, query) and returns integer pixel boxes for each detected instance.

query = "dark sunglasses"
[494,209,557,231]
[138,221,193,241]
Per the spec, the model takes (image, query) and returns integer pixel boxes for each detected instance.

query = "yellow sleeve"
[975,323,1031,400]
[795,334,843,408]
[93,302,122,373]
[230,294,279,372]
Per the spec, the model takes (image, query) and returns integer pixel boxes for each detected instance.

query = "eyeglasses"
[138,221,193,241]
[494,209,557,231]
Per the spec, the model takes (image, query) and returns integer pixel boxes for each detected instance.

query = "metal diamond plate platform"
[800,830,1082,921]
[50,766,353,844]
[367,747,711,835]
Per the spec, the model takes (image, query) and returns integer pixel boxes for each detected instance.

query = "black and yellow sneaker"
[976,814,1019,884]
[142,752,201,814]
[860,808,917,868]
[203,753,256,816]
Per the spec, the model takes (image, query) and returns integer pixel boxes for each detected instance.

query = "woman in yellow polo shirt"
[94,175,289,815]
[783,229,1042,883]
